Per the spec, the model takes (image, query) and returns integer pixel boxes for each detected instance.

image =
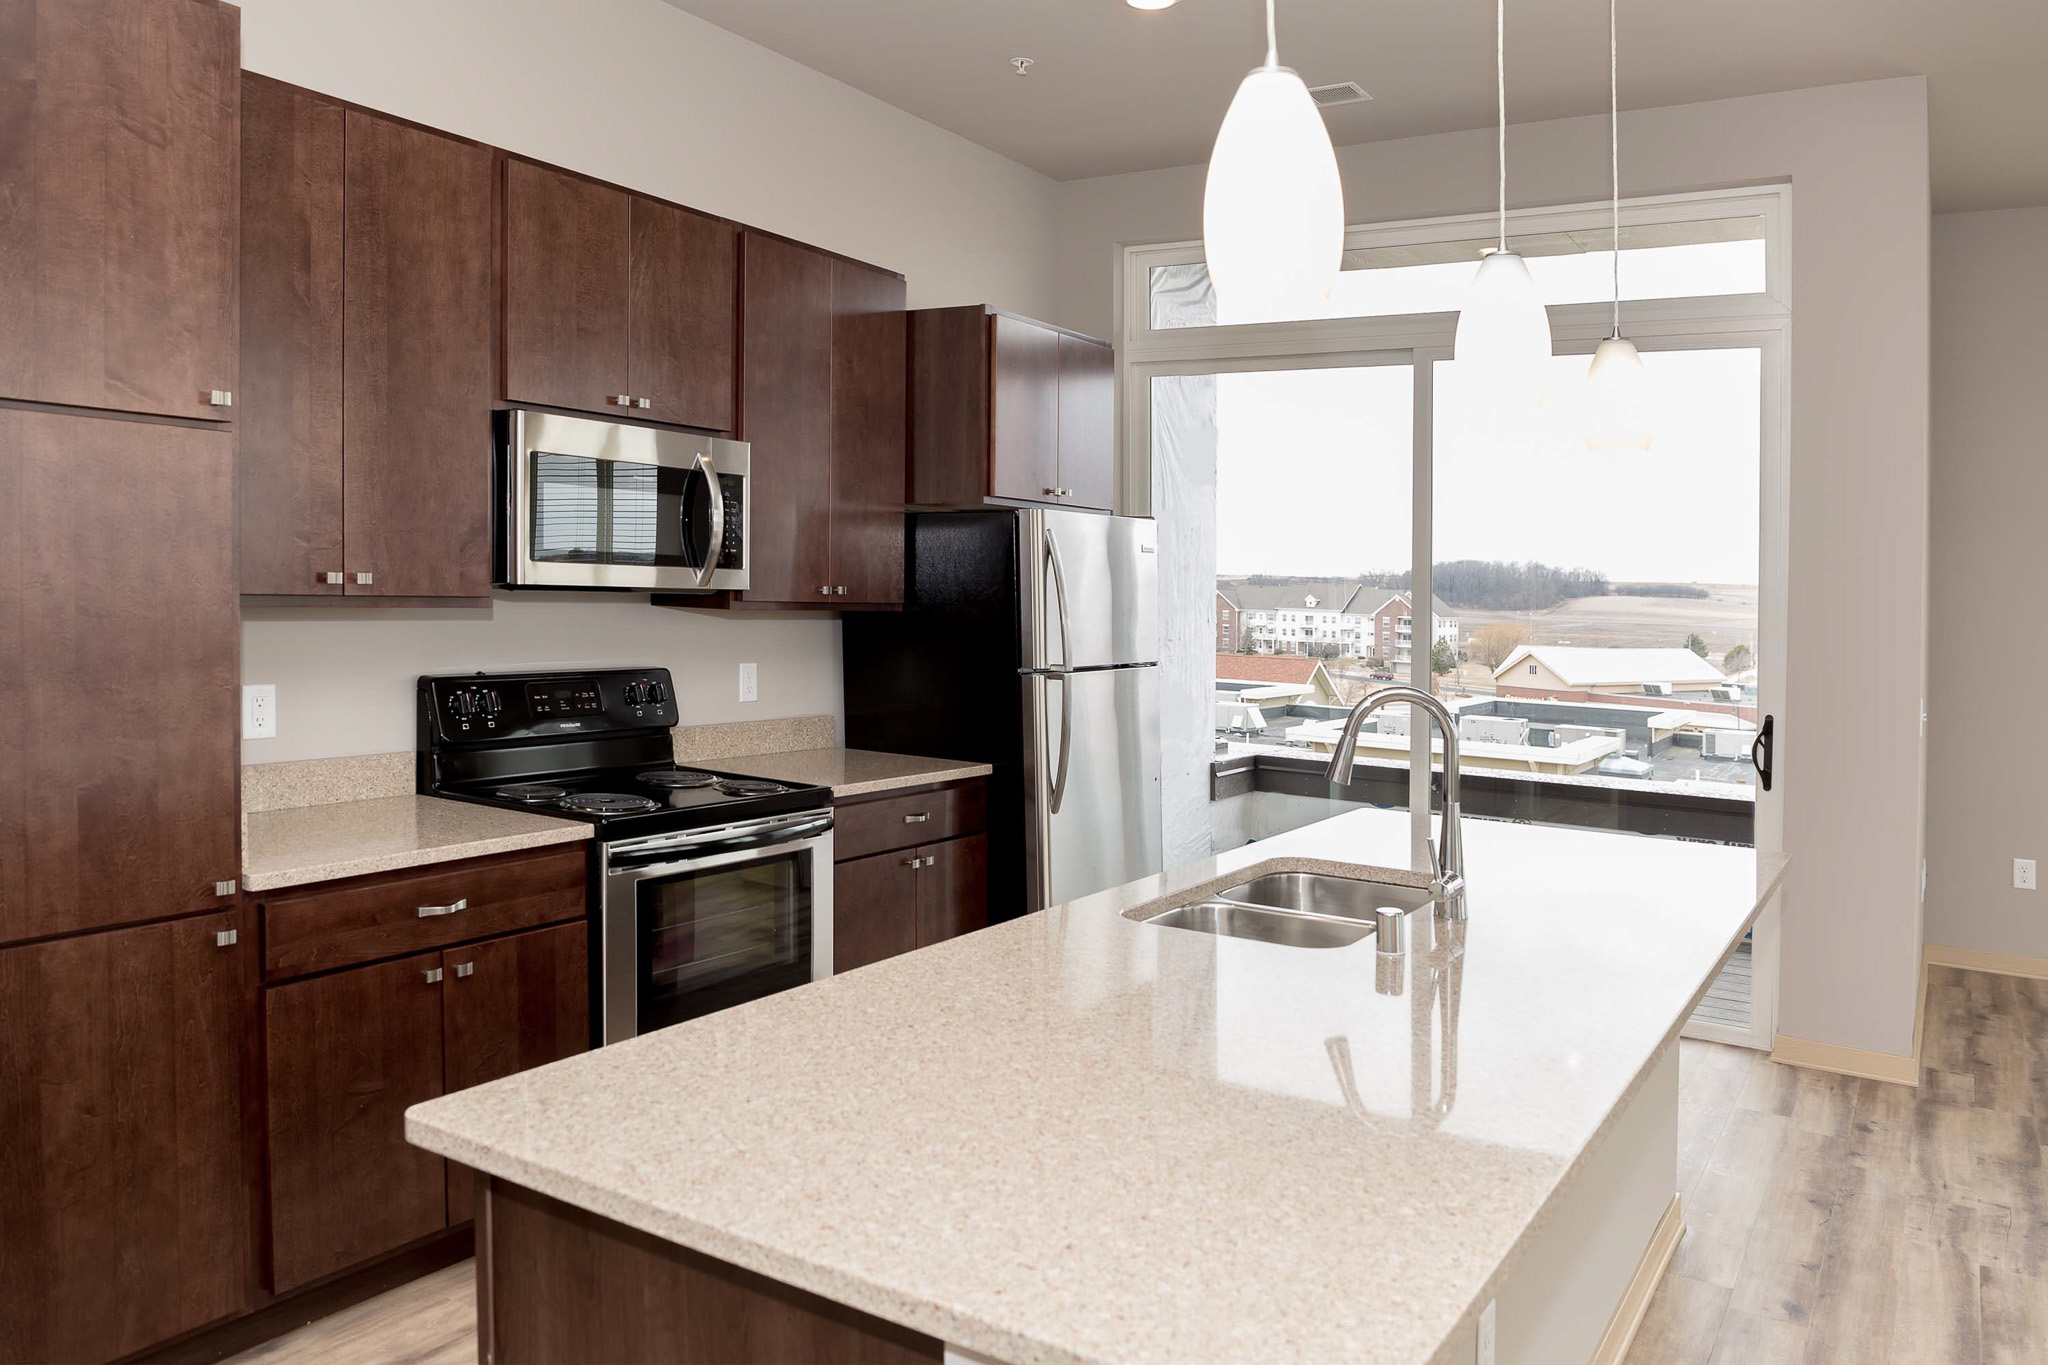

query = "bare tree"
[1470,622,1530,671]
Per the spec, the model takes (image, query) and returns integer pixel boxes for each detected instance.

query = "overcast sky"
[1210,348,1762,584]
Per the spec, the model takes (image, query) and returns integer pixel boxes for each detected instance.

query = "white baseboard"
[1924,942,2048,981]
[1769,1032,1917,1086]
[1596,1192,1685,1365]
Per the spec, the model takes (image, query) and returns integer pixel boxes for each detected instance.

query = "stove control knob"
[484,690,502,716]
[450,691,475,718]
[623,681,645,706]
[648,681,668,705]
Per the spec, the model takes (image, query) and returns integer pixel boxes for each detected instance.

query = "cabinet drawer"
[832,782,987,862]
[262,845,586,981]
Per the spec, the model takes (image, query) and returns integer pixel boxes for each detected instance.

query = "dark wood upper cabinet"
[0,913,250,1362]
[738,232,835,603]
[1055,334,1116,511]
[502,158,632,418]
[442,921,589,1224]
[830,260,909,605]
[908,306,1116,512]
[265,950,450,1293]
[342,110,495,600]
[240,75,346,595]
[0,411,240,947]
[630,195,738,432]
[502,158,737,431]
[0,0,239,421]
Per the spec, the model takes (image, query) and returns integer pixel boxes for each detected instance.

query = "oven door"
[500,407,748,592]
[599,814,832,1043]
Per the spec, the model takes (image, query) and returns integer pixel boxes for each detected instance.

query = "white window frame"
[1121,184,1790,1052]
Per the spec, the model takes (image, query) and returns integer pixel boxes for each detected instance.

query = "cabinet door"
[0,412,240,947]
[503,159,632,416]
[0,913,249,1362]
[630,197,738,432]
[833,850,919,973]
[739,233,834,602]
[441,922,589,1224]
[1056,334,1116,512]
[0,0,239,420]
[342,111,494,599]
[265,951,448,1293]
[240,74,346,595]
[989,314,1062,503]
[917,835,989,949]
[830,260,907,605]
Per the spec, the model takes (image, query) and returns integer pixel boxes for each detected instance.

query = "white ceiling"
[664,0,2048,211]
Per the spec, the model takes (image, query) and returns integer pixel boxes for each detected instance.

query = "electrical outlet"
[2016,858,2037,892]
[738,662,758,704]
[1477,1299,1496,1365]
[242,684,277,740]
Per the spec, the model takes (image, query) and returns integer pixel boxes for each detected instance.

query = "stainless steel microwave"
[496,407,749,592]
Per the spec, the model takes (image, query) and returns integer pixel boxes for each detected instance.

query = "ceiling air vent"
[1308,81,1373,109]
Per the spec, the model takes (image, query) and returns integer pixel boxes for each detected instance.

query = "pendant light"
[1202,0,1344,322]
[1584,0,1654,451]
[1453,0,1552,407]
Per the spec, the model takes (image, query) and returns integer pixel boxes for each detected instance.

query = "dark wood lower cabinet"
[480,1179,940,1365]
[0,912,249,1363]
[833,848,919,974]
[832,781,990,975]
[265,951,450,1293]
[443,922,589,1223]
[918,834,989,949]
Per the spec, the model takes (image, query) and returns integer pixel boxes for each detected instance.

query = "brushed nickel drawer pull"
[423,967,444,984]
[609,394,635,407]
[214,879,238,896]
[215,928,238,947]
[454,961,475,978]
[207,389,234,407]
[902,812,929,824]
[417,897,469,918]
[635,396,651,410]
[354,571,374,586]
[321,571,344,585]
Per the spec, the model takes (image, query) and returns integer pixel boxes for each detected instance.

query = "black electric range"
[418,668,837,1045]
[417,667,831,838]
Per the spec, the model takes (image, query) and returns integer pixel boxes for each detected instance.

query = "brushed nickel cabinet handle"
[819,585,832,596]
[207,389,234,407]
[834,586,848,596]
[321,571,344,585]
[635,396,651,409]
[417,897,468,918]
[609,394,635,407]
[903,812,929,824]
[1043,486,1059,496]
[423,967,445,984]
[215,928,238,947]
[214,879,238,896]
[454,962,475,978]
[902,856,919,867]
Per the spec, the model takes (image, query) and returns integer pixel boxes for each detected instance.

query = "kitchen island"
[407,808,1784,1365]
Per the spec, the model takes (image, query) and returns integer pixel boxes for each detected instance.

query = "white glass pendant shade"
[1584,336,1654,452]
[1454,249,1552,408]
[1201,65,1343,323]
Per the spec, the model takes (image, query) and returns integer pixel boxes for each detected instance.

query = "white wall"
[233,0,1061,764]
[1059,79,1933,1061]
[1926,207,2048,961]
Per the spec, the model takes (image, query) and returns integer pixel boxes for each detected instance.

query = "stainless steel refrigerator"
[842,508,1162,920]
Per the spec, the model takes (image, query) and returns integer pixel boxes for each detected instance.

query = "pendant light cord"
[1264,0,1278,68]
[1609,0,1621,337]
[1496,0,1507,252]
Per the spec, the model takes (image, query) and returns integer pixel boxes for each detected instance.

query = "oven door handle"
[607,814,833,869]
[692,450,724,589]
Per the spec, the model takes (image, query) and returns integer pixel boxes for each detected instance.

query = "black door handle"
[1752,714,1774,792]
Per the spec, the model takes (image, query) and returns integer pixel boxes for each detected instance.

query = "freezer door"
[1023,666,1163,912]
[1020,510,1159,671]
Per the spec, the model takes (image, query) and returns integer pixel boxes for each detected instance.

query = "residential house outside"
[1218,578,1459,661]
[1215,589,1240,653]
[1359,590,1460,666]
[1493,645,1752,722]
[1214,654,1345,706]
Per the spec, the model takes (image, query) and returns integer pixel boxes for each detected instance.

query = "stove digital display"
[526,681,603,717]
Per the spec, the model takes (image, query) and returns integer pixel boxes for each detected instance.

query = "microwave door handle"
[692,451,723,588]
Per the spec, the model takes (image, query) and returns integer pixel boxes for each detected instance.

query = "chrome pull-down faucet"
[1324,686,1468,921]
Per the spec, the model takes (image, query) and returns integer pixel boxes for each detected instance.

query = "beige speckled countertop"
[407,809,1785,1364]
[243,795,590,892]
[709,746,992,798]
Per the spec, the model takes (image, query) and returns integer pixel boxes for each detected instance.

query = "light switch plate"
[738,662,758,704]
[242,684,277,739]
[2015,858,2036,891]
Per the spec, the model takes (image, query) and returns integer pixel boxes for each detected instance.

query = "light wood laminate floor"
[225,966,2046,1365]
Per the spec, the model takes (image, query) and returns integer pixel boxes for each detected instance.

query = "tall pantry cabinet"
[0,1,251,1360]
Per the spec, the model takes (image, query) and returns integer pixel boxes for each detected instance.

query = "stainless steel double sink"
[1145,871,1434,949]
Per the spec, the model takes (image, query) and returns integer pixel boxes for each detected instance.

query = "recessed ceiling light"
[1128,0,1179,9]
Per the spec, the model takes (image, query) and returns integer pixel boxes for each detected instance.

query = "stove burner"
[557,792,662,816]
[715,778,788,797]
[636,768,720,790]
[494,784,568,803]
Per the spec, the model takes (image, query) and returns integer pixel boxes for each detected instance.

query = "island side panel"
[479,1178,943,1364]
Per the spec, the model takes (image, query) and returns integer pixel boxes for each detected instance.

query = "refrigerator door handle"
[1049,673,1072,815]
[1044,522,1072,672]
